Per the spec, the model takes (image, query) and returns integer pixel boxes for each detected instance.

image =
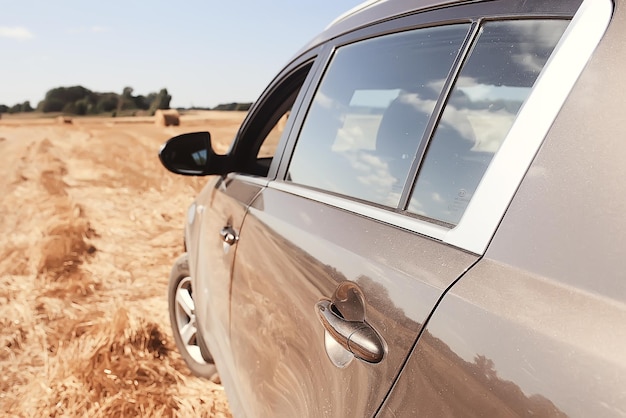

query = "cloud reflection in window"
[409,19,570,225]
[288,24,470,208]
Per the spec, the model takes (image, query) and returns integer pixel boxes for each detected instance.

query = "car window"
[257,110,291,159]
[234,62,313,177]
[408,19,570,225]
[249,99,295,176]
[286,24,471,207]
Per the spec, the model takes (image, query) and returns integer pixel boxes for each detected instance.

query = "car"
[158,0,625,416]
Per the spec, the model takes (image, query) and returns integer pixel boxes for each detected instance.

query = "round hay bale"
[154,109,180,126]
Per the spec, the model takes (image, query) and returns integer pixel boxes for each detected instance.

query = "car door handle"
[220,226,238,245]
[315,299,384,363]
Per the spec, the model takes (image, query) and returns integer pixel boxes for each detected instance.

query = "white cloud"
[91,26,109,33]
[431,192,444,203]
[0,26,34,40]
[315,92,335,110]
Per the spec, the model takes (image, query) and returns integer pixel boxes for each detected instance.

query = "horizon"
[1,84,256,111]
[0,0,362,109]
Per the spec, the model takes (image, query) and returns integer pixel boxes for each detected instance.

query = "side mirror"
[158,132,229,176]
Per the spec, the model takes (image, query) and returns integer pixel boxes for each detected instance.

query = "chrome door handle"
[315,299,384,363]
[220,226,238,245]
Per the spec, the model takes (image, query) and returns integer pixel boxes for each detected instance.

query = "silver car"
[159,0,625,416]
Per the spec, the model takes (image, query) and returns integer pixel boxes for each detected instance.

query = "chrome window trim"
[445,0,612,254]
[268,0,611,255]
[229,174,270,188]
[269,181,450,240]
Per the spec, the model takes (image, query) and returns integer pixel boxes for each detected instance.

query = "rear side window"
[287,24,471,207]
[286,17,570,225]
[409,19,569,225]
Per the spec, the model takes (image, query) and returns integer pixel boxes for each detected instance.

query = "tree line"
[212,102,252,111]
[1,85,254,116]
[0,86,172,116]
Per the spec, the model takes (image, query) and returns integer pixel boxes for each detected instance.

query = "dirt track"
[0,112,246,417]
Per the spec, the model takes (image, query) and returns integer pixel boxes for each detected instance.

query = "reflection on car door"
[193,175,264,378]
[192,58,317,412]
[229,188,478,417]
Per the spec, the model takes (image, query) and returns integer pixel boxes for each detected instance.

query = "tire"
[168,254,219,381]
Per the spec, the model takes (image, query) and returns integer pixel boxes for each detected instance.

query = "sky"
[0,0,363,109]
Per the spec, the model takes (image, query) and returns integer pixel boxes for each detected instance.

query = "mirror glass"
[159,132,213,175]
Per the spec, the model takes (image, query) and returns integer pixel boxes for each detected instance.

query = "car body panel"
[485,0,626,303]
[190,174,265,411]
[294,0,583,62]
[378,259,626,416]
[228,185,477,417]
[378,0,624,415]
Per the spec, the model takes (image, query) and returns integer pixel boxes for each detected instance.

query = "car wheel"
[168,254,219,381]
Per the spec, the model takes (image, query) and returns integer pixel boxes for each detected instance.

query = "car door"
[228,1,584,416]
[190,56,319,398]
[377,1,619,416]
[228,14,480,418]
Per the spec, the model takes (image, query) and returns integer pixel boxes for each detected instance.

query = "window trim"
[266,0,610,256]
[399,20,480,209]
[269,180,451,240]
[276,43,336,181]
[445,0,612,254]
[229,49,321,180]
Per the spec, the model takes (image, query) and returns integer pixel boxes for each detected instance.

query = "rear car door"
[229,1,585,416]
[378,1,621,416]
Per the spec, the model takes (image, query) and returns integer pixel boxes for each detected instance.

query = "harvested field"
[0,111,246,417]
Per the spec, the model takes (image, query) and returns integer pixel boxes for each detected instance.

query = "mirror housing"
[158,131,230,176]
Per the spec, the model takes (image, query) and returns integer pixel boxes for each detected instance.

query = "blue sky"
[0,1,362,108]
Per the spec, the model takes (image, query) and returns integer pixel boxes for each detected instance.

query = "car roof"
[295,0,470,56]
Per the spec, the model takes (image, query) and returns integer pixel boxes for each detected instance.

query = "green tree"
[45,86,92,104]
[74,98,90,115]
[236,102,252,111]
[118,86,138,112]
[145,92,157,105]
[133,95,149,110]
[62,102,76,114]
[39,86,93,113]
[31,85,173,115]
[149,88,171,114]
[6,101,34,113]
[41,98,65,113]
[95,94,119,113]
[213,102,252,111]
[122,86,134,99]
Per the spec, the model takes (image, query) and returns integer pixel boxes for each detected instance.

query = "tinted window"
[287,25,470,207]
[257,110,290,159]
[236,62,312,177]
[409,19,569,225]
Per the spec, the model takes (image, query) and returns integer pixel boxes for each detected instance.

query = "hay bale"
[56,116,73,124]
[154,109,180,126]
